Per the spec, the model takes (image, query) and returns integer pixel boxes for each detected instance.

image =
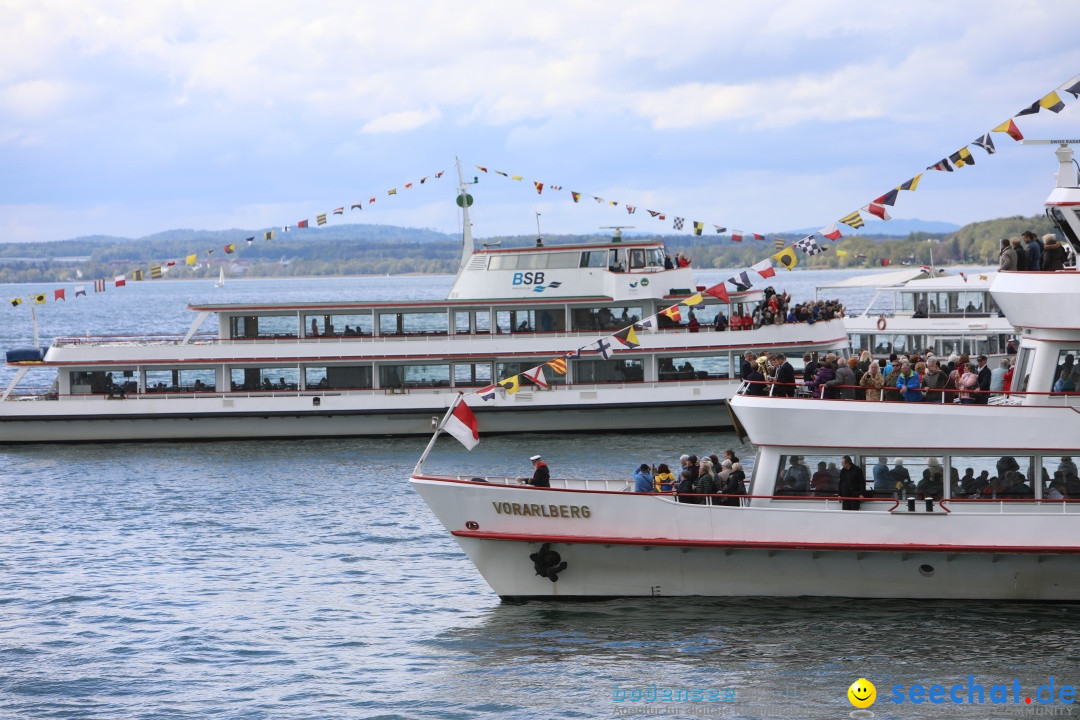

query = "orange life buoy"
[877,316,887,331]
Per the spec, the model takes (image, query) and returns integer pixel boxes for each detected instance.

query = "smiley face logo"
[847,678,876,709]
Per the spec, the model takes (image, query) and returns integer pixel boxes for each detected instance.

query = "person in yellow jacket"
[652,463,677,492]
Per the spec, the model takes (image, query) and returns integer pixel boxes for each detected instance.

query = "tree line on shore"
[0,215,1057,284]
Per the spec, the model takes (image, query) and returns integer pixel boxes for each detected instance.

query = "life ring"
[876,316,887,331]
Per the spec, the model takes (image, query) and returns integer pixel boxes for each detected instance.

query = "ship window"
[453,363,492,387]
[379,363,450,388]
[305,312,373,337]
[951,455,1034,499]
[227,367,299,392]
[1050,349,1079,393]
[647,248,664,268]
[145,367,218,393]
[776,455,845,497]
[1012,346,1032,394]
[571,358,642,383]
[377,311,448,336]
[488,252,579,270]
[629,249,646,269]
[230,314,298,339]
[866,456,945,499]
[570,306,641,331]
[305,365,372,390]
[1042,456,1078,499]
[659,355,728,380]
[580,251,607,268]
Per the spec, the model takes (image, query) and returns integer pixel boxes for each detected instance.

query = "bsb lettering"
[512,271,545,286]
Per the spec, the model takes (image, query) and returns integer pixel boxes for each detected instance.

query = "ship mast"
[455,157,476,272]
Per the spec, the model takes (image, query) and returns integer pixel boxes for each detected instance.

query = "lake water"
[5,267,1068,720]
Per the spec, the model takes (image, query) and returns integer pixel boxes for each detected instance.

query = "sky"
[2,0,1079,244]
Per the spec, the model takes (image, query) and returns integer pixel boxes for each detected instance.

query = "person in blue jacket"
[633,464,654,493]
[896,361,923,402]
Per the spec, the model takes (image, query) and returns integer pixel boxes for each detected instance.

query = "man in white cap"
[529,454,550,487]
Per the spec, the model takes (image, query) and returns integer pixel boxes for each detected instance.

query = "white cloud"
[361,108,442,134]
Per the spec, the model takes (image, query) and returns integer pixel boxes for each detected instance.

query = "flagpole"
[413,393,462,477]
[30,299,40,347]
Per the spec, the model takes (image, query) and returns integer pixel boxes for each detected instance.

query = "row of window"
[774,453,1078,500]
[68,354,735,395]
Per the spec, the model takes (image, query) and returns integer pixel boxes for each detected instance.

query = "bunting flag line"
[751,259,776,279]
[94,279,105,292]
[545,358,567,375]
[10,297,22,307]
[730,231,744,242]
[992,119,1024,141]
[874,189,899,206]
[972,134,996,155]
[74,285,87,297]
[499,376,521,394]
[703,283,729,302]
[593,338,613,360]
[521,365,549,389]
[839,211,865,229]
[571,192,581,203]
[714,225,726,234]
[673,217,684,230]
[728,270,752,291]
[54,289,65,301]
[224,244,235,254]
[334,207,344,215]
[1063,77,1080,99]
[927,158,953,172]
[771,247,798,270]
[534,182,544,194]
[317,214,327,226]
[1016,101,1041,117]
[264,230,274,241]
[897,175,922,191]
[186,254,198,266]
[477,384,498,401]
[693,221,703,236]
[821,223,843,240]
[794,236,825,256]
[634,317,657,333]
[949,147,975,168]
[114,275,126,288]
[612,326,640,349]
[681,293,703,306]
[836,249,849,258]
[865,203,891,221]
[660,305,682,323]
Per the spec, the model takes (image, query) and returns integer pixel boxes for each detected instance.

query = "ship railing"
[51,334,213,347]
[737,379,1077,406]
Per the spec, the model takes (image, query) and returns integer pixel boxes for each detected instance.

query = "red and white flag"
[442,396,479,450]
[751,259,776,279]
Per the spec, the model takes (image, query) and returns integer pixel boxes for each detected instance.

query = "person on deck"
[837,455,865,510]
[529,454,550,487]
[633,464,654,493]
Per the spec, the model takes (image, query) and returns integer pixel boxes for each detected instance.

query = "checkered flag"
[673,217,684,230]
[794,235,825,255]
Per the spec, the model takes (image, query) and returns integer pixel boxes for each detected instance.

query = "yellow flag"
[1040,91,1065,113]
[681,293,704,306]
[771,247,798,270]
[836,249,849,258]
[499,375,521,394]
[34,293,46,304]
[185,254,197,266]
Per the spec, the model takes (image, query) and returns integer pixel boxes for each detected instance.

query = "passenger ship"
[817,268,1018,359]
[410,143,1080,600]
[1,167,844,443]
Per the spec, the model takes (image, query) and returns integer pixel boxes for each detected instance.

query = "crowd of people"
[709,289,845,332]
[741,347,1023,403]
[632,449,748,504]
[998,231,1070,272]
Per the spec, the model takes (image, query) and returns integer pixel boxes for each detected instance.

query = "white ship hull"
[0,381,735,443]
[411,476,1080,600]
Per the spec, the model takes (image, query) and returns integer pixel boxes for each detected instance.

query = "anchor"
[529,543,567,582]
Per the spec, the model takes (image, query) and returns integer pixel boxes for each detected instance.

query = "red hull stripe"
[450,529,1080,555]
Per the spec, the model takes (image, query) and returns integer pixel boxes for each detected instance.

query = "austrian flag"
[442,397,479,450]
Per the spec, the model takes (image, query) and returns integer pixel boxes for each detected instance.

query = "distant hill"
[787,218,962,237]
[0,215,1059,282]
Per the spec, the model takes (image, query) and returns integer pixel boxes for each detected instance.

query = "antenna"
[600,226,634,242]
[535,211,543,247]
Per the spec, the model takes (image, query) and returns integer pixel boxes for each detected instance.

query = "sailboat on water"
[215,268,225,288]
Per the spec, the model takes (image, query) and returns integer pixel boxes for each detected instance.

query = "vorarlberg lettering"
[492,501,591,518]
[890,676,1075,705]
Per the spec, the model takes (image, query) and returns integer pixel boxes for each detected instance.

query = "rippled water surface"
[3,270,1071,720]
